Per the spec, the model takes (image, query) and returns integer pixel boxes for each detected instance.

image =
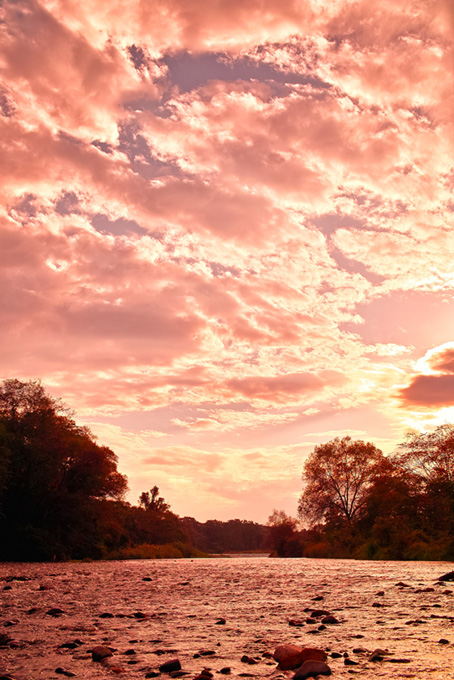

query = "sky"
[1,0,454,523]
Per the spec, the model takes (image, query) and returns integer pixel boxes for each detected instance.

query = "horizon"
[1,0,453,524]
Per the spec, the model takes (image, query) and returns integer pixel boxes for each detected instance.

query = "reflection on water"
[1,557,454,678]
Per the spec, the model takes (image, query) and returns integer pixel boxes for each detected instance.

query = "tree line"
[3,378,454,562]
[0,379,267,561]
[273,429,454,560]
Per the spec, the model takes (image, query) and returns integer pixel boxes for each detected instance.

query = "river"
[1,557,454,679]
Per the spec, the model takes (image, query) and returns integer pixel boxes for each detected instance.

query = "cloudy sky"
[1,0,454,522]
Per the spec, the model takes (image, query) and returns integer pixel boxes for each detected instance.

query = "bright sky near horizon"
[1,0,454,523]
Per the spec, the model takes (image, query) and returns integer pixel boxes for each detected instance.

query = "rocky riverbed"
[1,557,454,679]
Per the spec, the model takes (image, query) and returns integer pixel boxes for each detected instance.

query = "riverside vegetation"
[1,379,454,562]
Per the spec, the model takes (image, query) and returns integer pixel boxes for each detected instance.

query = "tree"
[394,424,454,484]
[298,436,385,525]
[266,509,302,557]
[0,379,128,560]
[139,486,170,513]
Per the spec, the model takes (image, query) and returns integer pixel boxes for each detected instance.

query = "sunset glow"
[1,0,454,521]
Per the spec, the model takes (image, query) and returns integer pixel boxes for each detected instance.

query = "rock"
[289,619,304,627]
[215,618,226,625]
[293,660,331,679]
[92,645,113,662]
[46,608,64,617]
[439,571,454,582]
[439,639,450,644]
[330,652,342,658]
[99,612,114,618]
[310,610,330,618]
[395,581,411,587]
[311,595,324,601]
[199,650,216,656]
[55,668,76,677]
[59,641,82,649]
[159,659,182,673]
[219,669,231,675]
[376,590,384,596]
[145,673,160,678]
[132,611,147,619]
[344,658,358,666]
[368,648,389,662]
[241,655,257,664]
[142,577,153,581]
[273,645,327,671]
[321,615,338,624]
[3,586,12,591]
[124,648,136,655]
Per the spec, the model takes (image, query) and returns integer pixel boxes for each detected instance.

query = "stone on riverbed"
[273,644,327,670]
[92,645,113,662]
[293,660,331,679]
[159,658,182,673]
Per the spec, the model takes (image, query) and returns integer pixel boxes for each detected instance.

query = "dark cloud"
[400,374,454,407]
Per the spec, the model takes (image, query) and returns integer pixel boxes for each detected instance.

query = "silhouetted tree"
[298,436,385,525]
[139,486,170,513]
[267,509,302,557]
[0,379,127,560]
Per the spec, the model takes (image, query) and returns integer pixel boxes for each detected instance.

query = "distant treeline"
[0,379,267,561]
[182,517,266,554]
[3,379,454,562]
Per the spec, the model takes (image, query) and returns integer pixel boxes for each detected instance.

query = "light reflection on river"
[2,557,454,679]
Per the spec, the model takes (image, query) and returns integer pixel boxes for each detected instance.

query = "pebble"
[46,608,64,617]
[55,668,76,677]
[293,660,332,679]
[159,658,182,673]
[92,645,113,662]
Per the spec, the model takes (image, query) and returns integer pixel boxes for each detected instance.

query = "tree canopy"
[298,436,385,524]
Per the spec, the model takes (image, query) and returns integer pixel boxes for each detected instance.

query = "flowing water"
[2,557,454,679]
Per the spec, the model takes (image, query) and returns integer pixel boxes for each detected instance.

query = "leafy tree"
[394,424,454,484]
[0,379,127,560]
[266,509,302,557]
[298,436,385,525]
[139,486,170,513]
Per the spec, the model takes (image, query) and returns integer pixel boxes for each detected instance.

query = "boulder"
[438,571,454,582]
[293,660,331,679]
[273,644,327,671]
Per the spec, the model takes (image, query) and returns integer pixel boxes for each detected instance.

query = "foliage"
[105,542,208,560]
[395,424,454,484]
[182,517,266,554]
[298,436,385,524]
[298,427,454,561]
[266,509,302,556]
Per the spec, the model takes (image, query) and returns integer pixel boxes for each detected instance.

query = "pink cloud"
[400,375,454,408]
